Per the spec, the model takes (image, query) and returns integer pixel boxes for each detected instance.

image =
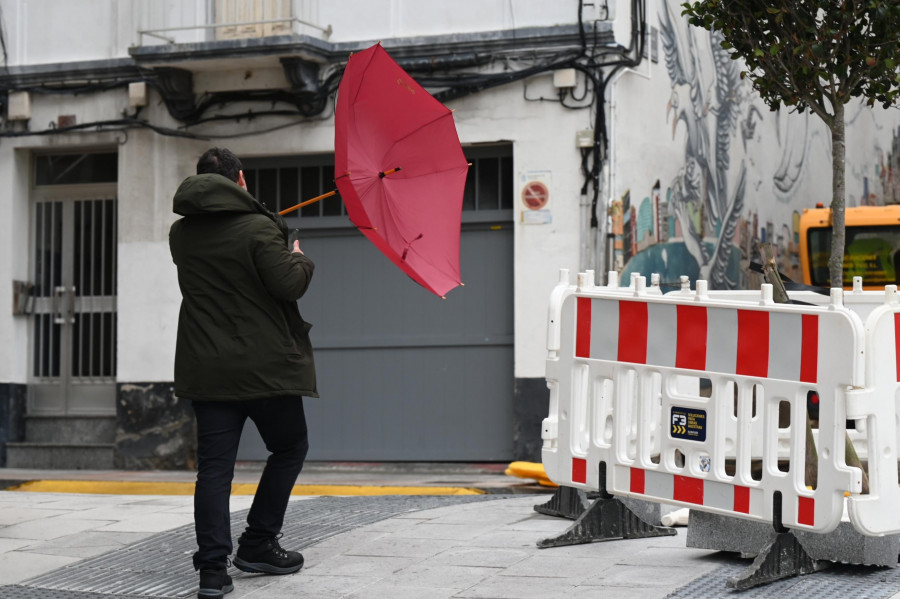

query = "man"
[169,148,317,599]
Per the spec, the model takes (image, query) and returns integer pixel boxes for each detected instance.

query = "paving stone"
[463,529,552,549]
[0,551,80,585]
[499,554,615,582]
[303,554,421,578]
[0,507,69,526]
[581,563,704,588]
[235,573,379,598]
[0,516,114,541]
[345,536,459,558]
[22,531,148,558]
[428,547,531,568]
[399,522,492,541]
[455,576,577,599]
[67,503,177,521]
[0,537,33,553]
[392,563,497,590]
[427,508,524,525]
[94,512,193,532]
[344,582,460,598]
[568,585,674,598]
[618,545,718,567]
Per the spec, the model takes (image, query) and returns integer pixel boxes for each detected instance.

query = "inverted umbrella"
[281,44,468,298]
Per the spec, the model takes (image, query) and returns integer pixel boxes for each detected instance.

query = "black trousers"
[191,396,309,571]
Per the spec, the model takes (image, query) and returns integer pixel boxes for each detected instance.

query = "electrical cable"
[0,0,647,161]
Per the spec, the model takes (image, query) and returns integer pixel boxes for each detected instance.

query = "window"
[244,155,338,217]
[34,153,118,186]
[242,144,513,225]
[462,144,514,211]
[808,225,900,286]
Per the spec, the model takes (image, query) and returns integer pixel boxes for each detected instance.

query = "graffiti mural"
[617,3,900,290]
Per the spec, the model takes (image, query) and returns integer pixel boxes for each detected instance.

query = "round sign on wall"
[521,180,549,210]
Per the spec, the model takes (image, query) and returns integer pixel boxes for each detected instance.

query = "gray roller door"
[237,146,514,461]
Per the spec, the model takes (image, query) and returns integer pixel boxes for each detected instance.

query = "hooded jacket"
[169,173,318,400]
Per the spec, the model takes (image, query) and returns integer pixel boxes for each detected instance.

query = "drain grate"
[666,559,898,598]
[1,494,505,599]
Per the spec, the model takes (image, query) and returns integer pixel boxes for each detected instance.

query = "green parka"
[169,173,318,401]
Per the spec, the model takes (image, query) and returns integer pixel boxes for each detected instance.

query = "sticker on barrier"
[671,407,705,442]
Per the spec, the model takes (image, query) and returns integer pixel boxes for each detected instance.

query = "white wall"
[3,0,900,388]
[0,143,31,383]
[320,0,582,43]
[1,0,594,64]
[114,89,338,382]
[446,73,588,378]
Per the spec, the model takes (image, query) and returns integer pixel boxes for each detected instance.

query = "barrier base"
[533,485,593,520]
[535,488,676,548]
[727,531,828,590]
[687,509,900,566]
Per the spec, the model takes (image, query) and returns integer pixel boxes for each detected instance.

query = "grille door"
[30,194,117,415]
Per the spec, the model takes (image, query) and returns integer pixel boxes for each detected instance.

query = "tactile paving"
[1,494,503,599]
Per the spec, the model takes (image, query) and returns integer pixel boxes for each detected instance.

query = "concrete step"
[6,442,115,469]
[24,415,116,444]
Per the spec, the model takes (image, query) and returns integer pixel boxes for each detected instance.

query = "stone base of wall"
[0,383,27,467]
[115,383,196,470]
[513,377,549,462]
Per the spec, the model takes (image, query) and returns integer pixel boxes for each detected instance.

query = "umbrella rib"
[399,163,468,179]
[384,110,457,157]
[380,186,412,254]
[343,50,378,107]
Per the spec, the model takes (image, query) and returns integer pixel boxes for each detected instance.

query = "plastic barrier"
[542,269,866,534]
[844,285,900,535]
[712,278,900,536]
[702,278,887,476]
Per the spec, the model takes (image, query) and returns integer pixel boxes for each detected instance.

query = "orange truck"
[799,204,900,289]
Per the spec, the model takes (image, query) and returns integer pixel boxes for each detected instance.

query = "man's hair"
[196,147,243,182]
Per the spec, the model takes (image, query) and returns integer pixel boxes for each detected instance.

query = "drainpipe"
[598,66,629,285]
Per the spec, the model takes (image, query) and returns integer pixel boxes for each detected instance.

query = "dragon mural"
[658,1,747,288]
[617,4,899,290]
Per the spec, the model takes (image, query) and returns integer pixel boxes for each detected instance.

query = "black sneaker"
[197,568,233,599]
[233,535,304,575]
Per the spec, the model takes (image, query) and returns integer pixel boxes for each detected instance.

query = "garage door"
[238,145,514,461]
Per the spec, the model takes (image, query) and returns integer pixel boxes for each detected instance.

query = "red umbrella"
[282,44,468,298]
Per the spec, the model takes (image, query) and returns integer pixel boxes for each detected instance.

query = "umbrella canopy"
[334,44,468,298]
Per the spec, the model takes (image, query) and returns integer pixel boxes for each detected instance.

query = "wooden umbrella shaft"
[279,190,337,216]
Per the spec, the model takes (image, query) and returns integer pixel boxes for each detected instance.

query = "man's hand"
[292,240,305,255]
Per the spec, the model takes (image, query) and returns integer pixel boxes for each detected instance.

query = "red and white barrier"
[844,285,900,535]
[543,270,866,534]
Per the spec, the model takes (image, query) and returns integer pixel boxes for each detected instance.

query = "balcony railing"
[138,17,332,46]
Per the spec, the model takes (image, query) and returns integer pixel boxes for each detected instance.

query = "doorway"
[29,152,118,416]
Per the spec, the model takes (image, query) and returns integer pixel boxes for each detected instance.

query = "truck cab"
[799,205,900,289]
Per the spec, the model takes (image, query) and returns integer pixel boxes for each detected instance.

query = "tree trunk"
[828,101,846,287]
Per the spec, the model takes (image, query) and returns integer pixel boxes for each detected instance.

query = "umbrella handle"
[279,190,337,216]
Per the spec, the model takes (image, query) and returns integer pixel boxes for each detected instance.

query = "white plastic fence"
[542,269,887,535]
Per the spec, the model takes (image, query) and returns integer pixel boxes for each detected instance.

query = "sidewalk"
[0,464,899,598]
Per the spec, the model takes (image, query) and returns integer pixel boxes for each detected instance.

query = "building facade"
[0,0,897,469]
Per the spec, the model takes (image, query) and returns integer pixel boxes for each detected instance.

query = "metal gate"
[238,146,514,461]
[29,154,118,416]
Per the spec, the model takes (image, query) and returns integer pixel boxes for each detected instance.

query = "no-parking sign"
[521,180,549,210]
